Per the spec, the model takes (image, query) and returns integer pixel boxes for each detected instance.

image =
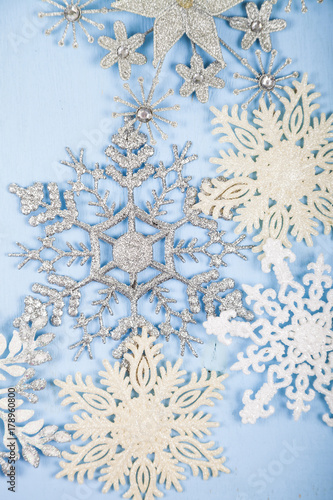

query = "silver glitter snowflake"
[233,49,299,109]
[176,51,225,104]
[10,124,253,361]
[0,297,71,474]
[271,0,324,14]
[98,21,147,80]
[113,64,180,144]
[38,0,108,48]
[223,1,286,52]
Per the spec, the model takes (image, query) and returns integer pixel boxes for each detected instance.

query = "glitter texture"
[38,0,108,48]
[0,297,70,474]
[204,238,333,427]
[233,49,299,109]
[55,328,229,495]
[111,0,243,66]
[98,21,147,80]
[271,0,324,14]
[195,74,333,254]
[10,124,253,361]
[227,1,286,52]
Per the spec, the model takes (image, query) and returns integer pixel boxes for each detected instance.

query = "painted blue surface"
[0,1,332,499]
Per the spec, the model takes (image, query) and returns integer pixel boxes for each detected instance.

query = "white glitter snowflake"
[0,297,70,474]
[233,49,299,109]
[10,124,253,361]
[38,0,108,48]
[55,328,229,496]
[196,74,333,255]
[271,0,324,14]
[204,238,333,426]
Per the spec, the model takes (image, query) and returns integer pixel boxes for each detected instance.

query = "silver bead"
[64,5,81,22]
[117,45,130,59]
[136,106,153,123]
[192,72,204,85]
[250,20,263,33]
[259,74,276,91]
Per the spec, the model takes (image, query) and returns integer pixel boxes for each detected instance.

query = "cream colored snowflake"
[195,74,333,255]
[55,328,229,497]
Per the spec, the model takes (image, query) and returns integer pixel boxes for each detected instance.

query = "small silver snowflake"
[10,125,253,361]
[38,0,108,48]
[176,51,225,104]
[226,1,286,52]
[233,49,299,109]
[113,65,180,144]
[98,21,147,80]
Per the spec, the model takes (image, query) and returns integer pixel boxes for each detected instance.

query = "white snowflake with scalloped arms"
[55,327,229,497]
[204,238,333,427]
[0,297,71,474]
[10,124,253,362]
[195,74,333,255]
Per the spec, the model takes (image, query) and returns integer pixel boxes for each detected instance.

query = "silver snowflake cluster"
[10,124,253,361]
[0,297,71,475]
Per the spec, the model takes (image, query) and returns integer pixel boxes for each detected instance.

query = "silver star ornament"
[98,21,147,80]
[176,52,225,103]
[112,0,243,66]
[228,1,287,52]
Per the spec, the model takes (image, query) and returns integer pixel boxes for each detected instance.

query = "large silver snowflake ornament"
[205,238,333,427]
[10,124,253,361]
[55,328,229,496]
[111,0,243,67]
[0,297,71,474]
[38,0,109,48]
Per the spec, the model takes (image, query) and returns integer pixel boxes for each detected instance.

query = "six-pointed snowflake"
[0,297,70,474]
[98,21,147,80]
[55,328,229,496]
[226,0,286,52]
[196,74,333,254]
[10,124,252,361]
[204,238,333,426]
[38,0,108,48]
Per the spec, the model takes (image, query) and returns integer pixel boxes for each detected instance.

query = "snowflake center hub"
[177,0,194,8]
[259,74,276,91]
[64,5,81,22]
[251,20,263,33]
[115,398,172,453]
[137,106,154,123]
[113,232,153,274]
